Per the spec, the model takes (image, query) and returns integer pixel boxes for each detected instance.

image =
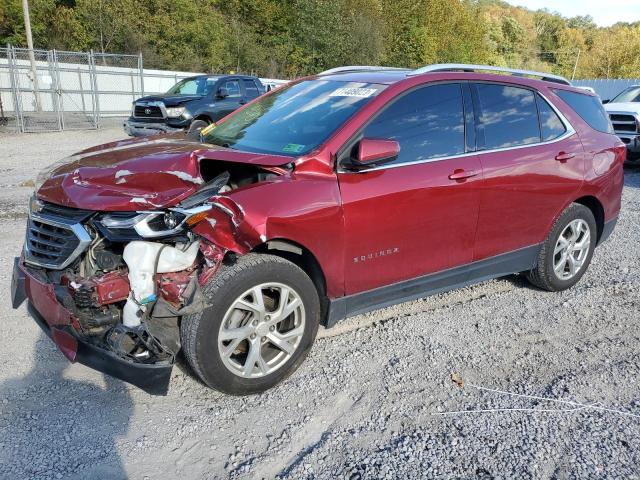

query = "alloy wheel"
[217,282,306,378]
[553,219,591,281]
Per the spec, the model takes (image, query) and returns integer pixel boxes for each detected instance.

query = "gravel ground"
[1,128,639,480]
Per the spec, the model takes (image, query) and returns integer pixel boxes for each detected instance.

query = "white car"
[603,85,640,162]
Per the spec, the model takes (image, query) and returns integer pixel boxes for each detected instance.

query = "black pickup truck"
[124,74,266,136]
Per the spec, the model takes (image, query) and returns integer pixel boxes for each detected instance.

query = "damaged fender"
[190,195,263,254]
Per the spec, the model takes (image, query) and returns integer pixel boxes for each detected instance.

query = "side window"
[475,83,540,149]
[536,93,566,141]
[222,80,241,98]
[204,77,218,95]
[360,83,465,165]
[553,89,613,134]
[243,79,260,99]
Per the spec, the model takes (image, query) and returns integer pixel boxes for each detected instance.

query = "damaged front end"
[13,159,284,395]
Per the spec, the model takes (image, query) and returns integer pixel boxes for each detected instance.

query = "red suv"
[12,64,625,395]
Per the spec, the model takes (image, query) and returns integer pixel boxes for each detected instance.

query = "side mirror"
[217,87,229,99]
[347,138,400,170]
[602,99,610,104]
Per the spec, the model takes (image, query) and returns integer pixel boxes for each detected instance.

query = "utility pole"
[22,0,42,111]
[571,48,581,81]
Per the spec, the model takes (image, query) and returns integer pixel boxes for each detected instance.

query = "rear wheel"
[526,204,597,291]
[181,254,320,395]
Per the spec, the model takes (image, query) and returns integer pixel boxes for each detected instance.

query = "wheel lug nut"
[265,315,271,321]
[250,333,256,339]
[269,325,275,332]
[252,320,258,326]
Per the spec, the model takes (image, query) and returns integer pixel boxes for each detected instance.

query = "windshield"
[167,77,218,96]
[202,80,386,156]
[611,87,640,103]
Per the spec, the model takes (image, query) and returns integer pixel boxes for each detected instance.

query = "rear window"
[475,84,540,149]
[536,93,566,141]
[553,89,613,134]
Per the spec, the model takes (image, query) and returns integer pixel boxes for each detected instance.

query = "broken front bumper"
[11,258,173,395]
[123,118,186,137]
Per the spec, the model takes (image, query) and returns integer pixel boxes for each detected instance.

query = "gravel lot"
[1,128,639,480]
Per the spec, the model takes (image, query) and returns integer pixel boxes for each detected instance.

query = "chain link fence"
[0,45,198,133]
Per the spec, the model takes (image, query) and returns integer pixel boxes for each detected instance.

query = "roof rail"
[318,66,408,76]
[409,64,571,86]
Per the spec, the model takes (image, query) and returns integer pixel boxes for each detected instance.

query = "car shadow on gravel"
[501,273,536,290]
[0,334,134,480]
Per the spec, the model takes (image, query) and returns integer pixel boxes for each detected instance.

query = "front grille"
[134,105,163,118]
[38,202,93,222]
[24,204,92,269]
[608,113,639,133]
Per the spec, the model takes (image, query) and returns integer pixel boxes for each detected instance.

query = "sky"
[504,0,640,27]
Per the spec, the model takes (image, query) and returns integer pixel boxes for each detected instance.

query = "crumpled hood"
[604,102,640,115]
[37,135,294,211]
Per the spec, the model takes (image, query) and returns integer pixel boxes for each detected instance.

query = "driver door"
[337,83,482,294]
[215,78,244,119]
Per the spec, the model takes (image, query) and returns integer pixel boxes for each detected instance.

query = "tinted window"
[222,80,242,98]
[243,79,260,98]
[203,80,386,156]
[360,83,465,165]
[536,93,566,141]
[476,84,540,149]
[204,77,218,95]
[553,89,613,133]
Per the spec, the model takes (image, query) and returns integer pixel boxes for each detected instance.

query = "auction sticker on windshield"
[329,87,378,98]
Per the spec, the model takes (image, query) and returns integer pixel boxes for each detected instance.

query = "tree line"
[1,0,639,79]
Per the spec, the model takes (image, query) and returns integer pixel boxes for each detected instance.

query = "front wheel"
[188,119,210,133]
[526,203,597,291]
[181,254,320,395]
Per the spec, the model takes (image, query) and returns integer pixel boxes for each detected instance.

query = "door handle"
[555,152,576,162]
[448,169,478,181]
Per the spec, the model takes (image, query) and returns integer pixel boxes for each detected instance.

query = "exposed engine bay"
[23,161,283,370]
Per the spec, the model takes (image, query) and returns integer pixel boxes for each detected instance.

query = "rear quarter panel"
[545,86,625,224]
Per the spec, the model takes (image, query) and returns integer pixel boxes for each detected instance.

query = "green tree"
[419,0,491,65]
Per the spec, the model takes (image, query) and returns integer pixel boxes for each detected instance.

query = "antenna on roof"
[409,64,571,86]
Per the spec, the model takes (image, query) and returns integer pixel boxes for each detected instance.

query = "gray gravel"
[1,128,639,479]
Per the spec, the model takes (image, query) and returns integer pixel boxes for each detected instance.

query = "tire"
[526,203,597,292]
[181,254,320,395]
[188,119,210,133]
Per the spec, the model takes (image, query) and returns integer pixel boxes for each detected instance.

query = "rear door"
[337,82,482,294]
[242,78,263,102]
[471,82,584,261]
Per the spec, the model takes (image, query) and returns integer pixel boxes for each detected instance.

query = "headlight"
[165,106,186,118]
[97,205,210,239]
[99,212,186,238]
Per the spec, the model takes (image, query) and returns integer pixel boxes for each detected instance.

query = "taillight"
[614,144,627,165]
